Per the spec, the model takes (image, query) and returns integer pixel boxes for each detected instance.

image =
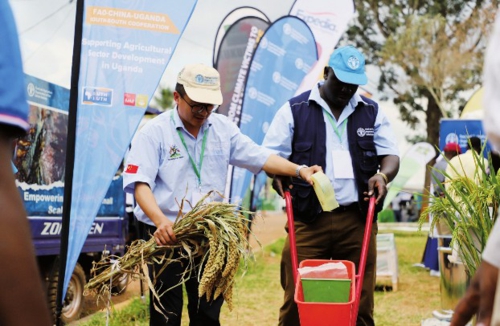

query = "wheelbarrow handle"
[284,191,299,285]
[351,195,377,326]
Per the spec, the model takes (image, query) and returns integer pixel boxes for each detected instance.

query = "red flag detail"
[125,164,139,174]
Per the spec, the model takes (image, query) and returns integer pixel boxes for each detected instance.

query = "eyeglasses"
[179,93,218,115]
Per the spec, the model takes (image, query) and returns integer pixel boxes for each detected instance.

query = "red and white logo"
[124,93,136,106]
[125,164,139,174]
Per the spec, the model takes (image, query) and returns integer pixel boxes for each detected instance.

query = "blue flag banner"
[64,0,197,296]
[229,16,317,205]
[16,75,124,217]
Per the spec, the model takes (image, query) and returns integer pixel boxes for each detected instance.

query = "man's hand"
[450,261,498,326]
[365,155,399,204]
[272,175,293,198]
[363,173,387,204]
[154,218,177,246]
[299,165,323,185]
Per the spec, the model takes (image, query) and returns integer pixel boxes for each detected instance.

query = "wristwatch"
[295,164,308,179]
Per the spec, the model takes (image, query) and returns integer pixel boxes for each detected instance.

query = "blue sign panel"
[439,119,490,157]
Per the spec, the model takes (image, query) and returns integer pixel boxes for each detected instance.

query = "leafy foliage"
[346,0,498,146]
[151,86,174,111]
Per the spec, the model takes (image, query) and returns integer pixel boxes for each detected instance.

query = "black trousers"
[141,222,224,326]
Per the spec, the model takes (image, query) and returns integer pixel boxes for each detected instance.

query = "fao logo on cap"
[195,74,205,84]
[347,56,360,70]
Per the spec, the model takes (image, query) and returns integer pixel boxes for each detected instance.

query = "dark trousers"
[279,208,378,326]
[141,223,224,326]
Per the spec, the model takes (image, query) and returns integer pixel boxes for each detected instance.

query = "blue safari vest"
[288,90,382,223]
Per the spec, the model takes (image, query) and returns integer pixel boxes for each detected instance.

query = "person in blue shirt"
[262,45,400,326]
[0,1,52,325]
[123,63,321,326]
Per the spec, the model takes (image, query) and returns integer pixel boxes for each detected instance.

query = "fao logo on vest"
[357,127,374,137]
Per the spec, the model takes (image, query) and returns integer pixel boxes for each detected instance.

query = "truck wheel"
[47,262,86,323]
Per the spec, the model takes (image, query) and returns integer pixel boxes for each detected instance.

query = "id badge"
[332,150,355,179]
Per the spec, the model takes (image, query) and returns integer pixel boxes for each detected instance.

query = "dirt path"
[249,211,287,250]
[74,211,288,324]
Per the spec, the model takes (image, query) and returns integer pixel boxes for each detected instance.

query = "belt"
[331,202,359,212]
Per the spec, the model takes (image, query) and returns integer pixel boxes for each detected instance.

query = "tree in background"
[346,1,497,148]
[346,1,497,208]
[151,86,174,111]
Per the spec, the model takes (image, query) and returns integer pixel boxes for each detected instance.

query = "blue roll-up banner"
[214,16,270,121]
[229,16,317,205]
[63,0,197,296]
[439,119,490,157]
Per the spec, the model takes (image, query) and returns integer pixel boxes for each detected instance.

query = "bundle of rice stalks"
[85,192,254,311]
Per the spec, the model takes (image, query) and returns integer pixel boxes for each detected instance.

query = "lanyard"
[325,111,347,142]
[171,111,208,187]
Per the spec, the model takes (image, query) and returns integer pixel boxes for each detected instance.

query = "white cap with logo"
[177,63,223,105]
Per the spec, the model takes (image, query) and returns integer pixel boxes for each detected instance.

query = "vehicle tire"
[47,261,86,324]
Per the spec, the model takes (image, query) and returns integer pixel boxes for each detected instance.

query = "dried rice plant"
[84,191,254,311]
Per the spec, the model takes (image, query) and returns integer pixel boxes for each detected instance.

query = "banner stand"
[55,0,84,324]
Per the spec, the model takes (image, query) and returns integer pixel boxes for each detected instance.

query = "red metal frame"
[285,191,376,326]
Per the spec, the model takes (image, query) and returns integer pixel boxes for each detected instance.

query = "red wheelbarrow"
[284,191,376,326]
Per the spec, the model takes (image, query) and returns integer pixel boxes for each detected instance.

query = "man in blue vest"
[263,45,400,326]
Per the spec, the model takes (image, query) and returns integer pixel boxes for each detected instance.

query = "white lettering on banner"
[110,52,165,65]
[89,223,104,234]
[82,38,122,50]
[82,39,173,55]
[26,83,54,102]
[111,62,144,73]
[90,9,166,23]
[88,50,110,58]
[101,197,113,205]
[48,205,63,215]
[265,41,286,57]
[24,192,64,203]
[127,20,171,31]
[132,13,167,23]
[227,26,260,124]
[123,42,172,54]
[41,222,61,235]
[41,222,105,236]
[92,8,131,18]
[295,58,311,74]
[245,87,275,107]
[272,72,299,91]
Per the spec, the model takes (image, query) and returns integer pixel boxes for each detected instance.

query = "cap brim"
[184,86,223,105]
[334,70,368,86]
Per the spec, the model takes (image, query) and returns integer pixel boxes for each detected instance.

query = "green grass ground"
[81,231,443,326]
